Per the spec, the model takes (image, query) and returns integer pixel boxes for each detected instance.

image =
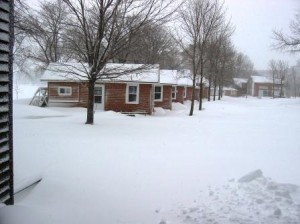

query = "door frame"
[94,84,105,110]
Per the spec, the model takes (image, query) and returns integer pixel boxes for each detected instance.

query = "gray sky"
[29,0,299,70]
[224,0,300,70]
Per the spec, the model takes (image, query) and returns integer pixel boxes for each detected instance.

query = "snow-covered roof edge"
[40,62,160,83]
[233,78,248,87]
[251,75,281,84]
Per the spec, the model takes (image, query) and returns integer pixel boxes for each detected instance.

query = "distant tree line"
[15,0,255,123]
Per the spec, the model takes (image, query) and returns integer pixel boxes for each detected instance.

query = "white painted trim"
[172,86,177,100]
[126,83,139,104]
[154,85,163,102]
[94,84,105,110]
[57,86,72,96]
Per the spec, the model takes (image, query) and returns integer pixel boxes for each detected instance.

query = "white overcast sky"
[224,0,300,70]
[29,0,300,70]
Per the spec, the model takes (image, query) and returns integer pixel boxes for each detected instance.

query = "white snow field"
[2,95,300,224]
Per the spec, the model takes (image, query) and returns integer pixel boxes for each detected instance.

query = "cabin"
[41,63,160,115]
[247,75,283,97]
[157,70,198,109]
[223,87,238,97]
[233,78,248,96]
[40,63,209,114]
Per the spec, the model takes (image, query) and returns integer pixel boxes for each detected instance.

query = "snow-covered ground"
[13,83,44,100]
[2,94,300,224]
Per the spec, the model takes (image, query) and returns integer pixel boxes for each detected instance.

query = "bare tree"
[217,36,235,100]
[205,35,221,101]
[115,23,181,69]
[205,21,234,101]
[269,60,289,97]
[273,8,300,53]
[269,59,278,98]
[17,0,68,64]
[14,1,35,81]
[233,52,254,78]
[277,60,289,97]
[177,0,227,116]
[62,0,176,124]
[289,67,300,98]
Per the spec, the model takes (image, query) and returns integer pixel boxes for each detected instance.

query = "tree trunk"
[219,76,224,100]
[280,80,283,97]
[272,75,275,98]
[293,75,297,98]
[198,55,204,111]
[213,77,217,101]
[198,76,203,110]
[86,79,95,124]
[189,75,196,116]
[208,75,211,101]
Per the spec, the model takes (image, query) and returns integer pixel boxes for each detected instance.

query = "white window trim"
[126,84,139,104]
[58,86,72,96]
[154,85,163,102]
[172,86,177,100]
[94,84,105,105]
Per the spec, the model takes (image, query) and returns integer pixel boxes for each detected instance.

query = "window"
[183,87,187,98]
[58,87,72,96]
[258,86,268,97]
[94,86,103,104]
[262,90,268,97]
[154,85,163,101]
[126,84,139,104]
[172,86,177,100]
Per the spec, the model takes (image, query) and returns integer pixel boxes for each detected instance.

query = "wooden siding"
[48,82,80,104]
[105,83,153,114]
[173,86,184,103]
[185,87,193,101]
[78,83,88,107]
[154,85,172,109]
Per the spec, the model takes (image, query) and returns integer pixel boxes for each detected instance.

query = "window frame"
[172,86,177,100]
[58,86,72,96]
[94,85,104,104]
[154,85,163,102]
[126,84,139,104]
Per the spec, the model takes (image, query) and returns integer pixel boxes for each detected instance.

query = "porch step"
[121,110,147,116]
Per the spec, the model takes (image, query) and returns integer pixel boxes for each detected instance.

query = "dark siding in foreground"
[0,0,14,205]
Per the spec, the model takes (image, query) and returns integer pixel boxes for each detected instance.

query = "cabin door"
[94,84,104,110]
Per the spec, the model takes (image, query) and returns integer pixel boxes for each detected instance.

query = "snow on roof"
[159,69,194,86]
[233,78,248,87]
[251,75,273,83]
[251,75,282,85]
[41,63,88,81]
[160,70,178,85]
[40,62,160,83]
